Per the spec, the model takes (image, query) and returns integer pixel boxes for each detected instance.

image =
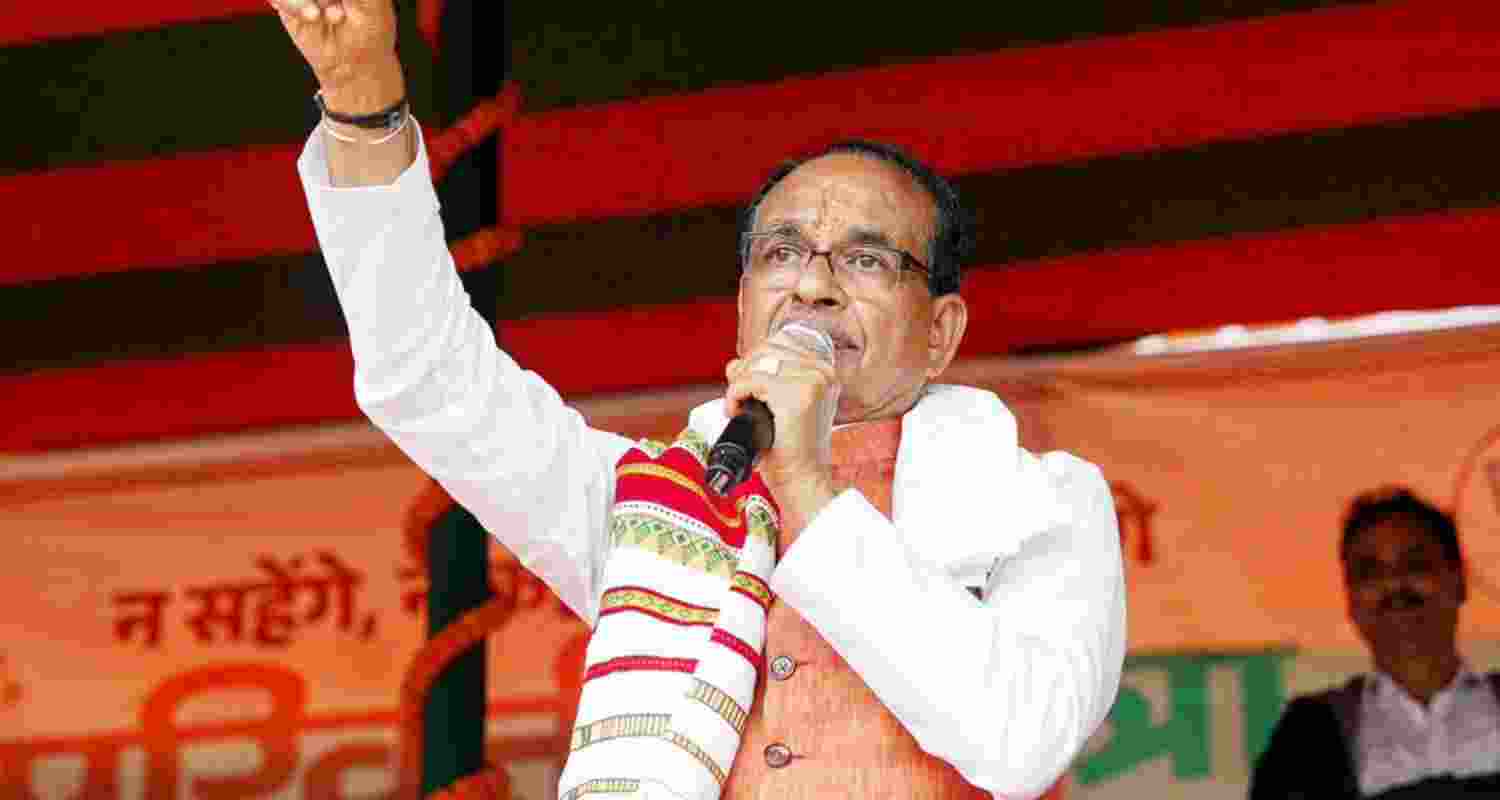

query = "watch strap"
[314,91,408,130]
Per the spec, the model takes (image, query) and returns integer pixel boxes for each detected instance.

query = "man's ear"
[926,293,968,379]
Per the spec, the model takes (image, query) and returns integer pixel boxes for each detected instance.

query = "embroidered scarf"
[558,429,782,800]
[559,385,1076,800]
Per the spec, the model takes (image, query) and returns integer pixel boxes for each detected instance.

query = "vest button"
[769,655,796,681]
[764,743,794,768]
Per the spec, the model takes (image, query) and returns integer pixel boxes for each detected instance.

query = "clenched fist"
[268,0,403,114]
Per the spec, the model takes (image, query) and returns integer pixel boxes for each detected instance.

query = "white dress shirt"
[1357,667,1500,796]
[295,123,1126,800]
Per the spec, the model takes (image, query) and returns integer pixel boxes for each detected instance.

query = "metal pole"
[424,0,507,793]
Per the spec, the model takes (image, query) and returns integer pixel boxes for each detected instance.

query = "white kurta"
[296,123,1127,800]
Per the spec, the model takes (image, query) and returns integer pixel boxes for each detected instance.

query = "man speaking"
[272,1,1126,797]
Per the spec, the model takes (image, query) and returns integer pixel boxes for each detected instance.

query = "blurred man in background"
[1250,487,1500,799]
[271,0,1125,797]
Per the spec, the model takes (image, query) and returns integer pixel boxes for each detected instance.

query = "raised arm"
[274,0,633,620]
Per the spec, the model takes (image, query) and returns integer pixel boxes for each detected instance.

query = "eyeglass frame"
[739,230,932,292]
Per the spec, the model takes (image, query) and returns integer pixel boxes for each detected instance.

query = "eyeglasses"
[741,232,930,294]
[1345,553,1447,586]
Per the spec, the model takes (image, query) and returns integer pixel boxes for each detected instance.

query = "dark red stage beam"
[7,0,1500,286]
[1,0,266,45]
[7,208,1500,453]
[511,0,1500,222]
[2,143,316,286]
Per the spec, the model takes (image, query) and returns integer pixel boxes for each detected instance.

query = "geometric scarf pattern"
[557,429,781,800]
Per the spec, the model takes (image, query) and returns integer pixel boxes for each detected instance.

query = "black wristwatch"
[314,91,408,130]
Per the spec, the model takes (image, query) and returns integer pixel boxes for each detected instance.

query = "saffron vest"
[723,416,989,800]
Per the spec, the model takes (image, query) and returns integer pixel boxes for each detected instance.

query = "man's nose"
[1373,572,1425,601]
[1370,571,1407,595]
[793,253,847,308]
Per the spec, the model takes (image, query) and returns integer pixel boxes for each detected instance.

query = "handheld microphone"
[705,323,836,496]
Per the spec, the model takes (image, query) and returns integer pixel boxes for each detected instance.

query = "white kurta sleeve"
[297,123,634,622]
[769,451,1126,800]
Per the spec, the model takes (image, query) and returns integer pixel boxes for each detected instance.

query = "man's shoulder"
[1254,681,1361,797]
[925,382,1108,489]
[1274,687,1350,735]
[1290,674,1367,706]
[1275,676,1367,744]
[1032,448,1107,485]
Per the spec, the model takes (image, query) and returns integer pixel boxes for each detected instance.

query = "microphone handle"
[705,398,775,496]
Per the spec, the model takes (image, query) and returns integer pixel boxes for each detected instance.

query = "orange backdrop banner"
[1,458,589,800]
[3,322,1499,799]
[970,322,1500,653]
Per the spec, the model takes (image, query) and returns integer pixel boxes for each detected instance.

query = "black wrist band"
[314,91,408,130]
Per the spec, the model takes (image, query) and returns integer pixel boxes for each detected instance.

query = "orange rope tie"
[452,226,524,273]
[424,84,525,273]
[428,764,513,800]
[429,82,522,183]
[416,0,445,56]
[397,591,521,800]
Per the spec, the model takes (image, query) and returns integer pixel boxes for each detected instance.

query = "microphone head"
[777,321,837,367]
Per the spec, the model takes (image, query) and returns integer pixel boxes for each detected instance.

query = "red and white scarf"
[558,429,781,800]
[559,385,1075,800]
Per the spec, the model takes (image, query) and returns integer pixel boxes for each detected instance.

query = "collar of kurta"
[688,383,1073,588]
[1368,662,1484,706]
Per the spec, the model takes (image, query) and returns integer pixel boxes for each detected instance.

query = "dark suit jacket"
[1248,672,1500,800]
